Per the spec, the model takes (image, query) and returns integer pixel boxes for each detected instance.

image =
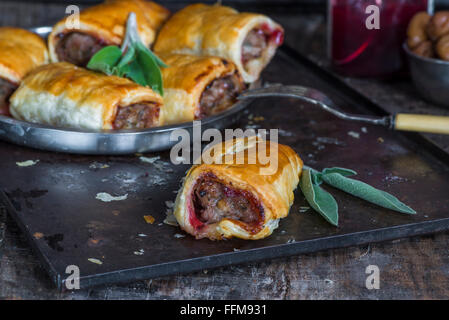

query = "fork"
[238,84,449,135]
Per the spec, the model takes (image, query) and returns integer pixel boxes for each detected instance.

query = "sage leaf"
[116,45,136,70]
[305,167,356,186]
[87,45,122,75]
[121,59,146,87]
[321,173,416,214]
[135,44,163,95]
[137,42,168,68]
[322,167,357,177]
[310,170,323,185]
[300,169,339,226]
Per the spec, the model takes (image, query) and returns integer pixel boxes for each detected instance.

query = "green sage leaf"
[300,169,339,226]
[310,170,323,185]
[116,45,136,71]
[121,59,146,87]
[135,44,163,95]
[321,173,416,214]
[322,167,357,177]
[87,46,122,75]
[136,42,168,68]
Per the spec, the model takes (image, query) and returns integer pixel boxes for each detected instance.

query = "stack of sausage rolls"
[1,0,284,130]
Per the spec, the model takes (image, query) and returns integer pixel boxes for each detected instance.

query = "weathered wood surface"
[1,1,449,299]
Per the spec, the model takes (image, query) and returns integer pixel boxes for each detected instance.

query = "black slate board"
[1,48,449,290]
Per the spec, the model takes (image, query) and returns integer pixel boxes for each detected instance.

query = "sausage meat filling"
[192,175,263,226]
[56,32,106,67]
[241,26,284,67]
[242,29,268,64]
[113,103,160,130]
[197,73,243,118]
[0,78,17,116]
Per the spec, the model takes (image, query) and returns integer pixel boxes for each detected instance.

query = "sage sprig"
[87,12,166,95]
[299,166,416,226]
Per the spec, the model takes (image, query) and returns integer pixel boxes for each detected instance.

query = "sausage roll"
[48,0,170,67]
[0,27,48,116]
[173,136,303,240]
[154,3,284,83]
[160,53,246,125]
[10,62,164,130]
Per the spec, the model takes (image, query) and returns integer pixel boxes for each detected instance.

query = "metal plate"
[2,47,449,291]
[0,26,255,155]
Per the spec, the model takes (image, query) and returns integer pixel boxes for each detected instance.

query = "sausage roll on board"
[10,62,164,130]
[154,3,284,83]
[160,53,246,125]
[48,0,169,67]
[173,137,303,240]
[0,27,48,116]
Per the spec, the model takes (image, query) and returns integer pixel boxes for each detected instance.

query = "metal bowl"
[404,42,449,108]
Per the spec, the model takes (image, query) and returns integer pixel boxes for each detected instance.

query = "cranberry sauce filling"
[113,102,160,129]
[241,24,284,65]
[190,173,264,233]
[56,32,107,67]
[196,72,244,119]
[0,78,17,116]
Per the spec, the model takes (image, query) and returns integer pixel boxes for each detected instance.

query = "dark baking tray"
[1,47,449,290]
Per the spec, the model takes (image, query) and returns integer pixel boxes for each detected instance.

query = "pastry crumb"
[139,156,160,164]
[96,192,127,202]
[134,249,145,256]
[88,258,103,265]
[16,160,39,167]
[347,131,360,139]
[33,232,44,239]
[143,215,155,224]
[89,162,109,169]
[299,206,310,213]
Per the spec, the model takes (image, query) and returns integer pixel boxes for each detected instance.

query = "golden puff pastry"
[154,3,284,83]
[10,62,164,130]
[173,136,303,240]
[48,0,169,66]
[160,53,245,125]
[0,27,48,115]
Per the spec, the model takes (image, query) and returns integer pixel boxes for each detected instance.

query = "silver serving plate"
[0,26,255,155]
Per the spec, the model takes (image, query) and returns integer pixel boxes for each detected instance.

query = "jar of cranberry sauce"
[328,0,428,77]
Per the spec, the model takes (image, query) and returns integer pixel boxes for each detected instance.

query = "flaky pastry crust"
[10,62,164,130]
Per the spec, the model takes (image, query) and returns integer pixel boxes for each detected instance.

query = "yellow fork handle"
[394,114,449,135]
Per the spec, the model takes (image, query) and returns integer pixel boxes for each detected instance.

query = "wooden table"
[1,1,449,299]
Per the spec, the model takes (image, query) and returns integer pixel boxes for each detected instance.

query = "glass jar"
[328,0,428,77]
